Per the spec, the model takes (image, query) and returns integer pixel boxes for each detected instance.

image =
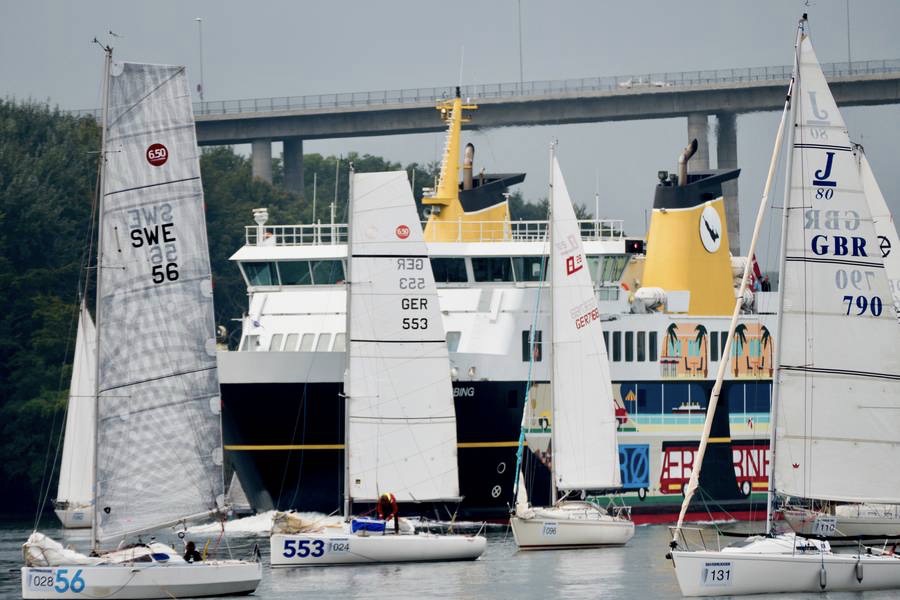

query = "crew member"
[377,492,399,534]
[183,540,203,563]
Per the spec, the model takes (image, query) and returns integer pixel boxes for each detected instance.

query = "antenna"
[457,46,465,90]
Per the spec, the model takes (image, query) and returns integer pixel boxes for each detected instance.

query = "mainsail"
[773,36,900,504]
[95,61,223,542]
[346,171,459,502]
[57,301,96,509]
[549,157,621,491]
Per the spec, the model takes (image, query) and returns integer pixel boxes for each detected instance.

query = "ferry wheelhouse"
[218,92,776,522]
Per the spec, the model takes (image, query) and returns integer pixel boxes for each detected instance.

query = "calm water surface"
[2,519,898,599]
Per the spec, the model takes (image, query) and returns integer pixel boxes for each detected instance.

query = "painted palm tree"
[694,324,709,377]
[732,323,748,377]
[759,325,772,376]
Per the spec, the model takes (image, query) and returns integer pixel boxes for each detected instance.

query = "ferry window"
[284,333,299,352]
[311,260,344,284]
[512,256,547,282]
[240,335,260,352]
[299,333,315,351]
[637,331,646,362]
[710,331,719,361]
[243,262,277,286]
[612,331,622,362]
[278,261,312,285]
[447,331,462,352]
[603,331,609,352]
[720,332,729,357]
[431,258,468,283]
[592,255,628,283]
[472,257,514,282]
[521,330,543,362]
[649,331,658,361]
[598,286,619,301]
[269,333,284,352]
[625,331,634,362]
[332,333,346,352]
[316,333,332,351]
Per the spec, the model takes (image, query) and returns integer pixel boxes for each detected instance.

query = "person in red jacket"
[377,492,399,534]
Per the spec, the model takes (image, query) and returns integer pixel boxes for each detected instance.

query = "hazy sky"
[3,0,900,268]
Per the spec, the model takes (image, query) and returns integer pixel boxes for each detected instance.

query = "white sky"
[3,0,899,268]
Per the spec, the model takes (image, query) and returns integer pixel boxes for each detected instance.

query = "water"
[3,519,899,599]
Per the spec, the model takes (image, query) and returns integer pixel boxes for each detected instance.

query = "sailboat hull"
[671,547,900,596]
[510,512,634,549]
[21,561,262,599]
[53,506,91,529]
[270,532,486,566]
[784,507,900,540]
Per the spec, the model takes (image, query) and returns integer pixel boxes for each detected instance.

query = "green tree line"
[0,99,564,514]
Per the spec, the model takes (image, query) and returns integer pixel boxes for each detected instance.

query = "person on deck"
[183,541,203,563]
[377,492,399,534]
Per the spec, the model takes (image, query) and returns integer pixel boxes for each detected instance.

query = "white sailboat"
[53,301,96,529]
[21,47,261,598]
[669,15,900,596]
[509,149,634,549]
[269,170,486,566]
[783,145,900,541]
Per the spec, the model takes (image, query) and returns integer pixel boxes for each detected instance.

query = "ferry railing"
[244,219,624,246]
[65,57,900,118]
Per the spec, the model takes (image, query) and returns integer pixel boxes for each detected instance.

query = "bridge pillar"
[251,139,273,183]
[283,137,305,196]
[687,113,710,171]
[716,112,740,255]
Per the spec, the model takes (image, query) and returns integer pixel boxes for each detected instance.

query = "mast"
[548,142,557,506]
[342,164,354,520]
[766,15,805,535]
[90,43,112,554]
[671,17,804,540]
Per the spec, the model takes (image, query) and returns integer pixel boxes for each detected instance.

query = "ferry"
[218,90,775,523]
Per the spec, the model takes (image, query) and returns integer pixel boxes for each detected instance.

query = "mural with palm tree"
[666,323,680,356]
[694,324,709,377]
[759,325,773,377]
[732,323,748,377]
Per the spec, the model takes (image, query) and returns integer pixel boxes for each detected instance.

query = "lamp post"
[194,17,205,103]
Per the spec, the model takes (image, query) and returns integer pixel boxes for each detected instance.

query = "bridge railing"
[67,58,900,119]
[245,219,625,246]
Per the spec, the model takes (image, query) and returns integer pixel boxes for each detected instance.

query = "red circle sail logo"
[395,225,410,239]
[146,143,168,166]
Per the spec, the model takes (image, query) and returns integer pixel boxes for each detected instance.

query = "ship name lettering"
[811,235,867,257]
[453,387,475,398]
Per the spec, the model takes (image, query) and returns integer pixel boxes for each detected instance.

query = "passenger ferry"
[218,90,776,523]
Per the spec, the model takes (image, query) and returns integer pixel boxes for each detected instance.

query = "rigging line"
[98,365,216,394]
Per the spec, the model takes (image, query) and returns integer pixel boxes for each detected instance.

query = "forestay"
[773,36,900,504]
[858,150,900,315]
[57,302,96,508]
[347,171,459,502]
[549,157,621,491]
[95,62,223,542]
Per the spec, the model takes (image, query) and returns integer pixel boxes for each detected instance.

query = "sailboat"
[669,15,900,595]
[53,302,96,529]
[508,148,634,549]
[269,170,486,566]
[21,47,261,598]
[782,145,900,541]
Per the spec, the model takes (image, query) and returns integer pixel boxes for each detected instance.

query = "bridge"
[72,57,900,253]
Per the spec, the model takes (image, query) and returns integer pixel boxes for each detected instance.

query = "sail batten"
[346,171,460,503]
[549,157,620,491]
[773,36,900,505]
[94,61,223,542]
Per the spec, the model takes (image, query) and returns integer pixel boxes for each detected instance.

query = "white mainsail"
[858,149,900,315]
[95,61,223,542]
[56,301,96,510]
[549,157,620,491]
[773,36,900,504]
[346,171,459,502]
